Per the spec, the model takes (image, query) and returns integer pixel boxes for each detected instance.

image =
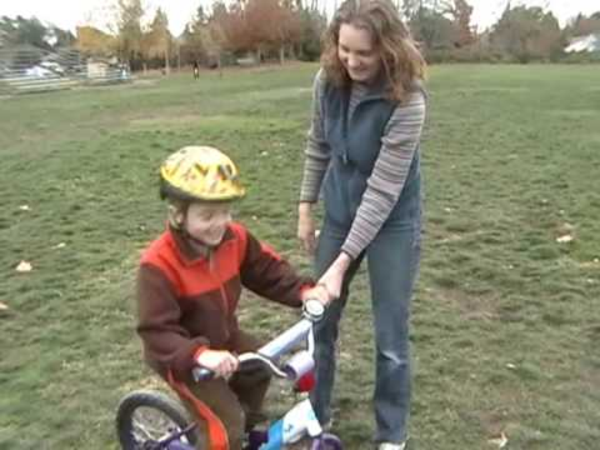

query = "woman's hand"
[297,202,317,255]
[196,350,239,379]
[318,253,352,300]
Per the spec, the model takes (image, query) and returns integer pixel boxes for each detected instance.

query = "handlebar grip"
[302,298,325,322]
[192,366,214,382]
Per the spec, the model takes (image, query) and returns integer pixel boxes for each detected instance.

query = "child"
[136,146,330,450]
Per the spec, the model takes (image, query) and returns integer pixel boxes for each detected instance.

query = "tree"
[297,7,326,61]
[144,7,171,73]
[491,5,563,62]
[0,16,52,50]
[564,12,600,38]
[114,0,146,68]
[210,1,250,54]
[76,26,117,56]
[180,23,206,66]
[180,5,214,67]
[49,26,76,48]
[410,6,458,50]
[401,0,421,22]
[245,0,301,63]
[446,0,474,46]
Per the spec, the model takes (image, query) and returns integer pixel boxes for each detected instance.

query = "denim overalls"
[310,78,423,444]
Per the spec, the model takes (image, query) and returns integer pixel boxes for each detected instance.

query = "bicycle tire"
[311,433,343,450]
[116,389,201,449]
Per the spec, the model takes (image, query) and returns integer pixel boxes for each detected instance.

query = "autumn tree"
[446,0,474,46]
[245,0,301,63]
[76,26,117,56]
[210,1,250,54]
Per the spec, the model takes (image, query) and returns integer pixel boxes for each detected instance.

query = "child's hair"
[321,0,426,103]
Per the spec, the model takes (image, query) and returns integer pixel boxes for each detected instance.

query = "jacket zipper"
[208,249,229,317]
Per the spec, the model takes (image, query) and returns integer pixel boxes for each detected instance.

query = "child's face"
[183,202,232,246]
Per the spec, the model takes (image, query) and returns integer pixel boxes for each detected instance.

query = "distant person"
[296,0,427,449]
[193,61,200,79]
[136,146,330,449]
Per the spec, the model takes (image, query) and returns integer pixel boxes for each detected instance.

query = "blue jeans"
[309,219,421,444]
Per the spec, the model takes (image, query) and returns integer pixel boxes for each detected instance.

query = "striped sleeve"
[299,71,331,203]
[341,89,426,259]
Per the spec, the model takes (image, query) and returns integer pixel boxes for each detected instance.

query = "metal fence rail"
[0,46,131,95]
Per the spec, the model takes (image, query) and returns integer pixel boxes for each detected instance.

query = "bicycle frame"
[151,301,337,450]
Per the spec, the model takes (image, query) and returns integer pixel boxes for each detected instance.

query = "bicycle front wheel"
[311,433,343,450]
[116,389,201,449]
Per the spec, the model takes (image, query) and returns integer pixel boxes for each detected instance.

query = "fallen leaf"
[556,234,574,243]
[557,222,575,235]
[0,302,8,310]
[16,261,33,272]
[488,432,508,448]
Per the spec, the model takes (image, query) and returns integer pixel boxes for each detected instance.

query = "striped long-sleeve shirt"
[299,72,427,259]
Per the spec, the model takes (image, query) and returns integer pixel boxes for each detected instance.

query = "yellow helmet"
[160,146,245,202]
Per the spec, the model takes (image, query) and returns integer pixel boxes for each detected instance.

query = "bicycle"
[116,299,343,450]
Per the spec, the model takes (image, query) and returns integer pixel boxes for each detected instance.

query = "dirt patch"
[120,375,169,394]
[434,287,499,321]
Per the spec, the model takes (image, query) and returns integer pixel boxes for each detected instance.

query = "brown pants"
[174,333,271,449]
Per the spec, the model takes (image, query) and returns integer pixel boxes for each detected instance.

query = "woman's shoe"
[378,442,406,450]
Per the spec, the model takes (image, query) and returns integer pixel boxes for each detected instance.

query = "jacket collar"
[168,225,234,265]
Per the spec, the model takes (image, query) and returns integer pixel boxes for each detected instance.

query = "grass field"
[1,63,599,449]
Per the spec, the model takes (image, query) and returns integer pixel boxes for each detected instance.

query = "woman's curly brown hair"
[321,0,426,103]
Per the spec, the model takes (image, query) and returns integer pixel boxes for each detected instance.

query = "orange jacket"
[137,222,311,379]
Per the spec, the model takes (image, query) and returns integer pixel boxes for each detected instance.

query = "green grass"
[1,63,599,449]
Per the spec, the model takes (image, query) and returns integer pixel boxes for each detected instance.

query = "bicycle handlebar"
[193,299,325,382]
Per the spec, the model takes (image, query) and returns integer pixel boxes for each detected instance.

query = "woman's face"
[338,23,381,83]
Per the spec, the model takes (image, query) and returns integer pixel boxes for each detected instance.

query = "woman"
[297,1,427,448]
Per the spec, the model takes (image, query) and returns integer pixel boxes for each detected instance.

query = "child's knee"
[190,406,246,450]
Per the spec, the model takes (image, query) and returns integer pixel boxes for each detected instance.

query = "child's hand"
[195,350,239,379]
[301,284,332,306]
